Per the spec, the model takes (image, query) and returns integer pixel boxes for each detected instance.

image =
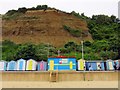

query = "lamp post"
[81,35,85,81]
[57,50,60,56]
[81,40,84,60]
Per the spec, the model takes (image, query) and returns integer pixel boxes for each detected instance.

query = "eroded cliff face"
[2,10,92,47]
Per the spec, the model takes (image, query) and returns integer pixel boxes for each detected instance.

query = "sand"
[1,81,118,88]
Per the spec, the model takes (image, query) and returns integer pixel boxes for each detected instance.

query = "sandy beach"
[1,81,118,88]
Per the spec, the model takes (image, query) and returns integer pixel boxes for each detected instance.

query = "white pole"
[58,50,60,56]
[48,43,50,57]
[81,40,84,60]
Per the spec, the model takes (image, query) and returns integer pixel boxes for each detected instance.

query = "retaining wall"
[1,71,119,81]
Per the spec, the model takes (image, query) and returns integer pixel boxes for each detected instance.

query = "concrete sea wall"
[1,71,119,81]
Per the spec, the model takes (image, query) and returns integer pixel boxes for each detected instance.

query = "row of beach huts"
[0,56,120,71]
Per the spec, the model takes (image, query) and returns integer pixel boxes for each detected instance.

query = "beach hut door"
[28,61,33,70]
[109,62,113,70]
[97,63,101,70]
[0,62,4,70]
[50,60,54,71]
[10,62,15,70]
[80,61,84,70]
[70,61,73,70]
[19,61,23,70]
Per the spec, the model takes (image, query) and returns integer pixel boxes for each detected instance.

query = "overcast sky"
[0,0,119,17]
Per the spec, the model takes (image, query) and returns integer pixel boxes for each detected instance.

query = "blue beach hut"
[0,60,7,71]
[86,61,97,71]
[86,61,105,71]
[7,61,17,71]
[48,56,76,71]
[96,61,105,71]
[16,59,26,71]
[114,60,120,70]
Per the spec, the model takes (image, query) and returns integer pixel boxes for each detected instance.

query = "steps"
[49,71,58,82]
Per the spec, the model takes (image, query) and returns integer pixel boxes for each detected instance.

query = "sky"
[0,0,119,17]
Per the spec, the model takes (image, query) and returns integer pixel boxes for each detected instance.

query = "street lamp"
[81,40,84,60]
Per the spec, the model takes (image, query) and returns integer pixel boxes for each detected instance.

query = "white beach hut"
[16,59,26,71]
[0,60,7,71]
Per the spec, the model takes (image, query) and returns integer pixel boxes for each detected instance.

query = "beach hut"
[16,59,26,71]
[0,60,7,71]
[106,59,115,70]
[37,61,47,71]
[114,60,120,70]
[77,59,86,71]
[96,61,105,71]
[48,56,76,71]
[86,61,105,71]
[26,59,37,71]
[86,61,97,71]
[7,61,17,71]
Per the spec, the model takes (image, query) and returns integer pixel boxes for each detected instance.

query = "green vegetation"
[63,25,82,37]
[2,40,118,61]
[71,11,120,59]
[2,5,49,20]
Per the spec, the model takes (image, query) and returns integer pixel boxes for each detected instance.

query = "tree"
[110,15,116,22]
[2,40,18,61]
[64,42,77,52]
[41,5,48,10]
[109,24,120,59]
[92,40,110,52]
[84,41,92,47]
[6,10,17,15]
[15,43,38,60]
[91,15,112,25]
[36,5,42,10]
[18,7,27,13]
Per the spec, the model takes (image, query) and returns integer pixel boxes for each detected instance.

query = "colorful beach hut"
[0,60,7,71]
[37,61,47,71]
[106,59,115,71]
[26,59,37,71]
[48,56,76,71]
[77,59,86,71]
[114,60,120,70]
[86,61,96,71]
[7,61,17,71]
[86,61,105,71]
[16,59,26,71]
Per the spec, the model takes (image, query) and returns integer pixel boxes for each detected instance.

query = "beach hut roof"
[78,59,86,61]
[9,60,16,62]
[0,60,7,62]
[18,58,25,60]
[28,59,35,60]
[86,60,105,62]
[27,59,37,63]
[106,59,113,62]
[48,56,76,58]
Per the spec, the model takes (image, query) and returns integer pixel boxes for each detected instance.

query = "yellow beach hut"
[77,59,86,71]
[26,59,37,71]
